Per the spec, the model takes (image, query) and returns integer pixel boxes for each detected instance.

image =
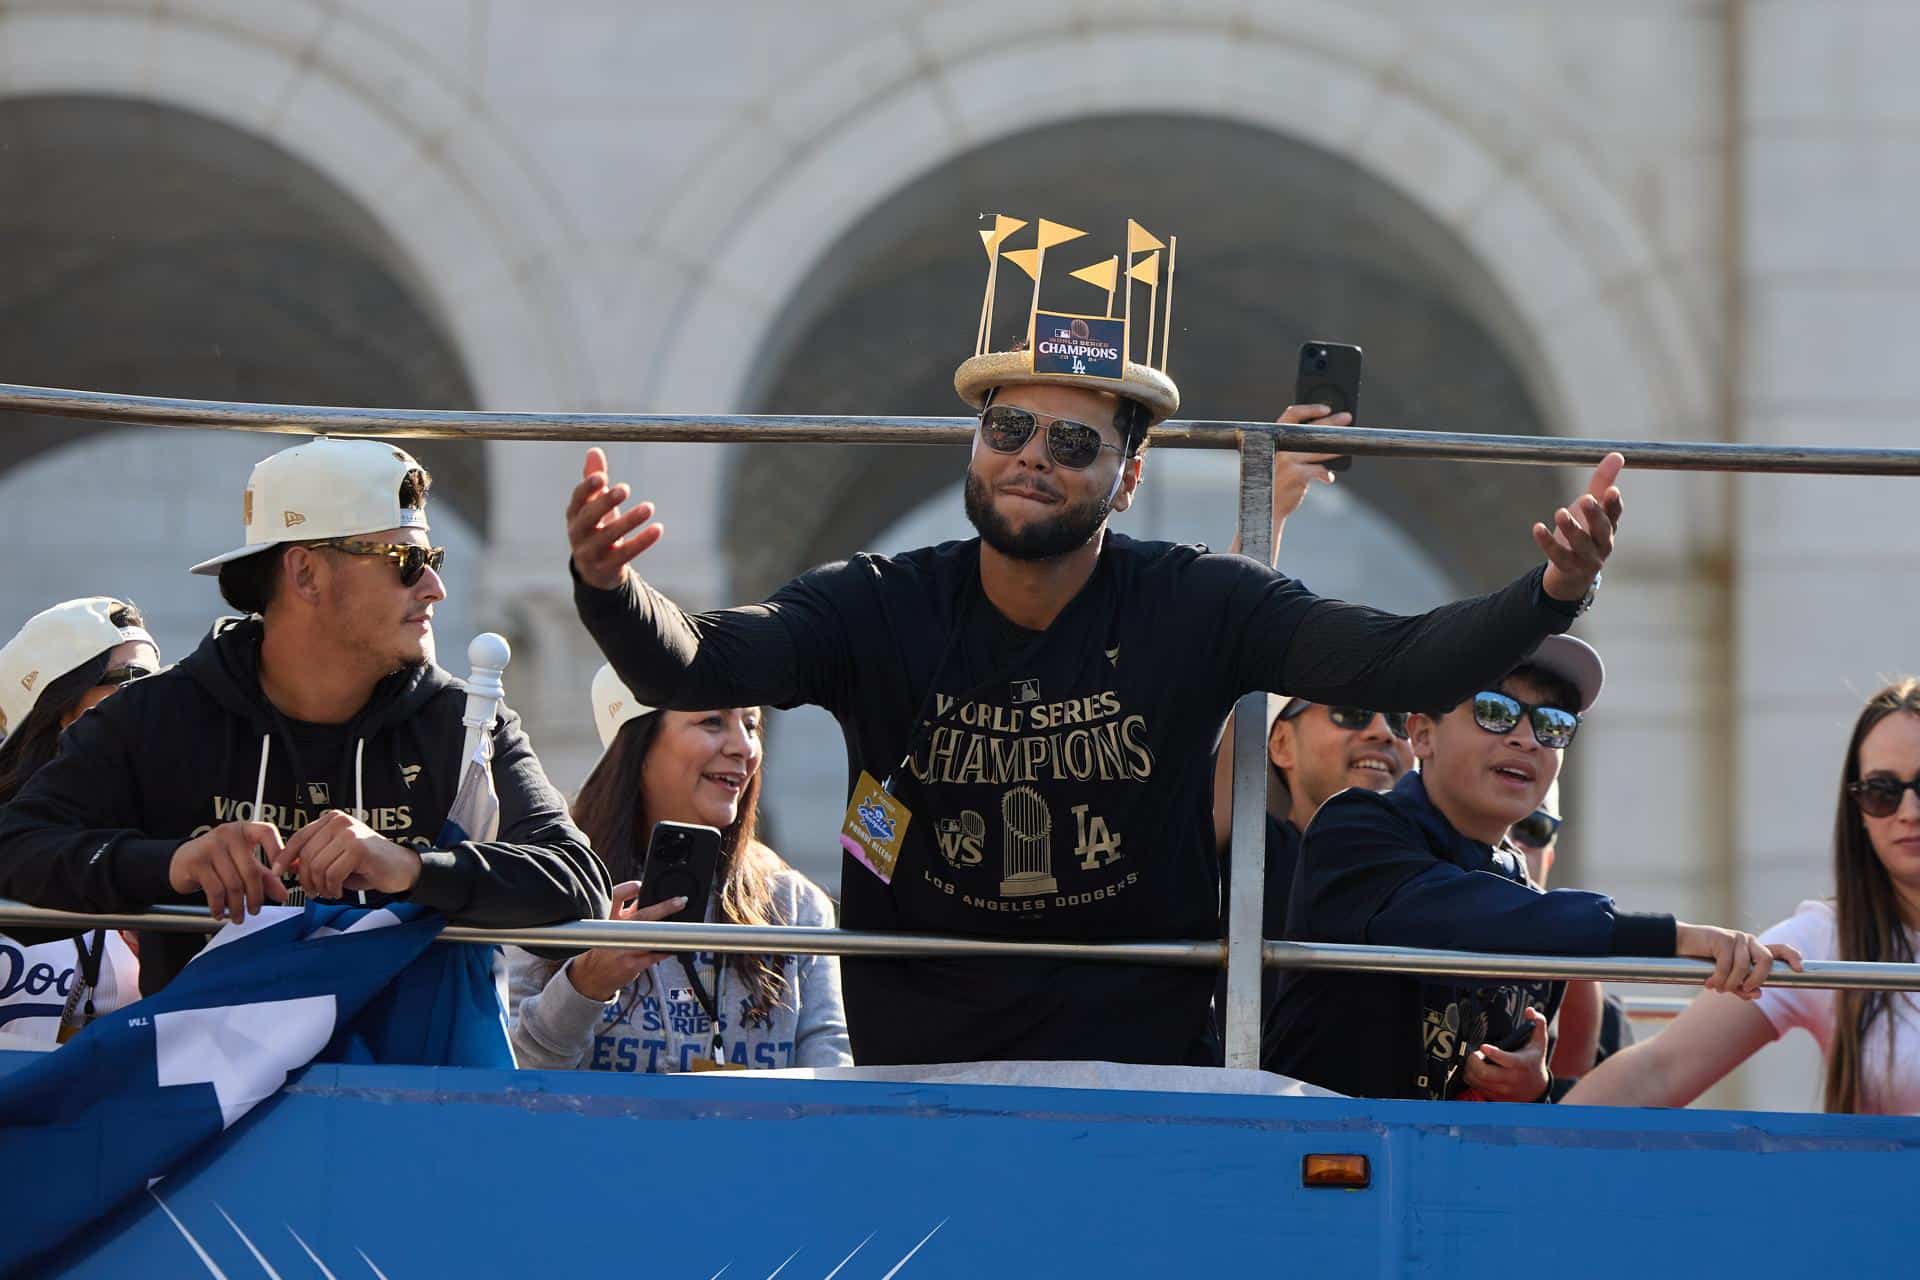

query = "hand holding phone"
[637,820,722,925]
[1293,341,1363,472]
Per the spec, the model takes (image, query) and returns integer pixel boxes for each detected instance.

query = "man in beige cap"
[0,438,608,994]
[566,224,1626,1068]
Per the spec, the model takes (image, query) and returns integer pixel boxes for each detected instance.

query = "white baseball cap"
[189,437,429,575]
[0,598,156,734]
[1521,634,1605,713]
[591,663,656,749]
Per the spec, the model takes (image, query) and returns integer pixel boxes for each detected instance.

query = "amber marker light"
[1301,1154,1371,1189]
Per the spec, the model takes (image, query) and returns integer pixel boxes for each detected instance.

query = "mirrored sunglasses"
[979,404,1126,470]
[1470,690,1580,750]
[1322,705,1410,740]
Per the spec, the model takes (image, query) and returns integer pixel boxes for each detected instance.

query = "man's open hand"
[1536,452,1625,603]
[568,447,665,591]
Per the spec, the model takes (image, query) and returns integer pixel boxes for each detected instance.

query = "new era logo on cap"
[189,438,428,576]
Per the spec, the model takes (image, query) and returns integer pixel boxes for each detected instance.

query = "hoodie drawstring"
[353,738,368,905]
[252,733,271,821]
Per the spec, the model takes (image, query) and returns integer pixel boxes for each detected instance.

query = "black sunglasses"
[1470,690,1580,750]
[96,664,154,689]
[1848,773,1920,820]
[1283,700,1409,741]
[1509,809,1564,850]
[312,538,446,587]
[979,404,1127,470]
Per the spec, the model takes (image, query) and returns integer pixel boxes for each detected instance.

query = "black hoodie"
[0,620,610,993]
[1263,772,1674,1099]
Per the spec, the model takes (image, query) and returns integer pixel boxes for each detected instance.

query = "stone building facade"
[1,1,1912,1109]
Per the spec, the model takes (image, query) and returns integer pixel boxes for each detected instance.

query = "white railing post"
[1223,429,1277,1069]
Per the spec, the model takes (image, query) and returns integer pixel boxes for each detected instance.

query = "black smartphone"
[1294,340,1363,473]
[635,820,722,925]
[1495,1012,1539,1053]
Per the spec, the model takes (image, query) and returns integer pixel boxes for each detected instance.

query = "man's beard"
[963,467,1110,561]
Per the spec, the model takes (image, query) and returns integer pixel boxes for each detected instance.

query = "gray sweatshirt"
[508,867,851,1073]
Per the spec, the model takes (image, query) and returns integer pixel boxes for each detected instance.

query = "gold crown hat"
[954,216,1181,426]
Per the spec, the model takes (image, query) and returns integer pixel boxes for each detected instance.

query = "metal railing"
[3,901,1918,994]
[7,379,1920,1071]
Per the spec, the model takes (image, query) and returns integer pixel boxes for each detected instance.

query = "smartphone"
[635,820,722,925]
[1495,1011,1539,1052]
[1294,340,1363,473]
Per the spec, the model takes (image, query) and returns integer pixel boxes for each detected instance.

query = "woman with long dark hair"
[508,666,849,1073]
[0,597,157,1044]
[1568,679,1920,1112]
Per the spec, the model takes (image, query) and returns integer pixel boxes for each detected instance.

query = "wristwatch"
[1575,572,1601,617]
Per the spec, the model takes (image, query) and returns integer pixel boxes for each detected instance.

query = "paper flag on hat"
[974,215,1029,355]
[1002,248,1041,280]
[1070,255,1120,318]
[1069,257,1119,293]
[1129,250,1161,288]
[978,214,1026,256]
[1034,219,1087,251]
[1127,219,1164,255]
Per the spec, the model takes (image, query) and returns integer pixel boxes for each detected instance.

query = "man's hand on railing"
[168,822,291,923]
[563,880,686,1002]
[568,447,664,590]
[1459,1006,1550,1103]
[1674,923,1804,998]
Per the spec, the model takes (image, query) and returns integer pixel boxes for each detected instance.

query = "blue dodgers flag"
[0,900,508,1275]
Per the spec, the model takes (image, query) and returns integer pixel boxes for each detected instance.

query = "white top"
[1754,899,1920,1115]
[0,930,140,1044]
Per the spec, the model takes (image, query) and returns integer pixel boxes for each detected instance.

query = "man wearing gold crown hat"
[566,218,1622,1068]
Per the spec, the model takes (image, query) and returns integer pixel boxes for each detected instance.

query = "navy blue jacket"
[1262,772,1674,1099]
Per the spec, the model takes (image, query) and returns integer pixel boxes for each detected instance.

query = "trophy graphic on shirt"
[999,785,1057,897]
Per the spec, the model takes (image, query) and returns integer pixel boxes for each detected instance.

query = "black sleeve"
[1206,552,1579,713]
[0,697,185,912]
[572,558,858,715]
[407,704,612,927]
[1294,792,1676,956]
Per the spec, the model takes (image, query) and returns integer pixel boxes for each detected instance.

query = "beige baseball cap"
[189,437,429,575]
[0,598,156,734]
[591,663,656,749]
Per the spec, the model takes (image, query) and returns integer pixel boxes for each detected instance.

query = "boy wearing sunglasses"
[0,438,609,994]
[1263,635,1801,1101]
[571,313,1627,1068]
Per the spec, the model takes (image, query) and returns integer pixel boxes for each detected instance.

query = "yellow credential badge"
[839,770,911,884]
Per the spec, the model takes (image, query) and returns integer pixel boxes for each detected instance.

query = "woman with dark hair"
[1568,679,1920,1113]
[0,597,157,1044]
[508,666,849,1073]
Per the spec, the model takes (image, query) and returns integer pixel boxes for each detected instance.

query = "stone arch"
[0,94,488,533]
[725,112,1559,601]
[642,14,1710,581]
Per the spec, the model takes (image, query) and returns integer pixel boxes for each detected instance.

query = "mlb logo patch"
[303,782,331,807]
[1010,678,1041,704]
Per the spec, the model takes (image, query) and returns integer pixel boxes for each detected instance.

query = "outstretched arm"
[1561,992,1777,1108]
[568,448,846,711]
[1224,454,1627,714]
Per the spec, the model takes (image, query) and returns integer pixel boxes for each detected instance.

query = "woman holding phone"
[507,666,850,1073]
[1567,679,1920,1113]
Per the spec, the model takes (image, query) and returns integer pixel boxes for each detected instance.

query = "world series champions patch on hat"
[955,215,1181,426]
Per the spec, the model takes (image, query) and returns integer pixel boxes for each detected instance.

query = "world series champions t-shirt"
[576,534,1579,1066]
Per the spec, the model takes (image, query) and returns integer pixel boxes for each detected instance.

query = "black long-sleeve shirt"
[577,533,1578,1065]
[0,619,610,993]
